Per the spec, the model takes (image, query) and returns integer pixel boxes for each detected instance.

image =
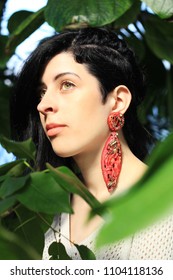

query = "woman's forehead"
[41,52,88,83]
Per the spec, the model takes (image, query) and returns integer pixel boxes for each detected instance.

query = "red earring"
[101,112,125,193]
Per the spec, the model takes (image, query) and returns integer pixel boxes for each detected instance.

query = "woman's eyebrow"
[53,72,81,81]
[40,72,81,85]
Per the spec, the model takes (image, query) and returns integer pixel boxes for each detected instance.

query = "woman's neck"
[73,134,147,201]
[74,146,110,201]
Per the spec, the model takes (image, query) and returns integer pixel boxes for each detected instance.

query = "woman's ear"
[111,85,132,114]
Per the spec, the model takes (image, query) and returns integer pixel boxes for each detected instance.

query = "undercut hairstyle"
[11,27,151,172]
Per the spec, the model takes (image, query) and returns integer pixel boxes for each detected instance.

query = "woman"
[11,28,173,259]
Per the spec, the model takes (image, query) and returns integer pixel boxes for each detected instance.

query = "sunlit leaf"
[141,0,173,19]
[113,0,140,29]
[0,159,26,177]
[17,171,72,214]
[0,136,36,162]
[48,242,72,260]
[45,0,134,30]
[5,7,45,54]
[74,244,96,260]
[143,14,173,64]
[95,133,173,247]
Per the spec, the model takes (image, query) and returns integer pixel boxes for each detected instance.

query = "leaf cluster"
[0,136,101,259]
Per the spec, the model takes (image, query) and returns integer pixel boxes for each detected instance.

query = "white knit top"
[43,212,173,260]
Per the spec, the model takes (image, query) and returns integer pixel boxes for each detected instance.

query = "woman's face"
[37,52,114,159]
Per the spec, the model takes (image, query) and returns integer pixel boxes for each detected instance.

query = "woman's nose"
[37,93,57,115]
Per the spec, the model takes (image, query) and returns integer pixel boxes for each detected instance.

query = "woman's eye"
[39,88,47,100]
[61,81,75,91]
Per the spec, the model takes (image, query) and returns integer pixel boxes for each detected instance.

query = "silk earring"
[101,112,125,193]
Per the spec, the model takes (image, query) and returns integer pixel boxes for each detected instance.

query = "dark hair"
[11,27,151,171]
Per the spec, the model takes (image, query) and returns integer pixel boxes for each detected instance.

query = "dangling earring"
[101,112,125,193]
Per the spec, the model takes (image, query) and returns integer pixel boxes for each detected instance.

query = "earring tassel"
[101,131,122,192]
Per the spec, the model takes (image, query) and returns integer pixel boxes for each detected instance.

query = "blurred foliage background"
[0,0,173,259]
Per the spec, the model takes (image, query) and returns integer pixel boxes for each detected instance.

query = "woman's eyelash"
[38,88,47,99]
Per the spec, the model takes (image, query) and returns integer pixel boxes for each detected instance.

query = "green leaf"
[0,1,4,14]
[145,131,173,172]
[5,7,45,55]
[0,82,11,136]
[142,14,173,64]
[138,45,167,122]
[39,213,54,233]
[47,164,102,214]
[45,0,134,30]
[74,244,96,260]
[113,0,141,29]
[48,242,72,260]
[125,34,146,62]
[95,133,173,247]
[167,68,173,127]
[17,171,72,214]
[7,10,33,34]
[0,36,11,68]
[141,0,173,19]
[0,175,7,183]
[11,205,45,257]
[0,136,36,162]
[0,196,16,215]
[143,45,167,90]
[0,159,27,177]
[0,226,41,260]
[0,176,28,198]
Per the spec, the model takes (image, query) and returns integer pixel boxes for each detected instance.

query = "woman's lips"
[46,123,66,137]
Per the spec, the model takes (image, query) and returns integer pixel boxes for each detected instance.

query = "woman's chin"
[53,149,76,158]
